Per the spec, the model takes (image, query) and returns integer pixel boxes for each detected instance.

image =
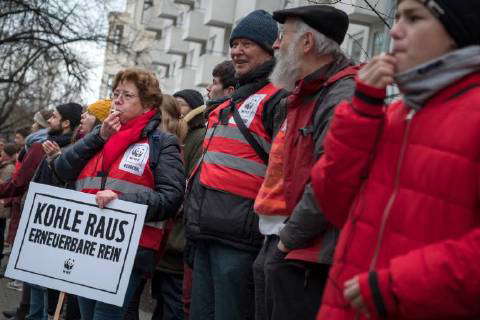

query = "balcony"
[150,39,172,66]
[182,10,209,43]
[195,53,226,87]
[204,0,235,28]
[164,26,189,55]
[175,66,197,90]
[333,0,392,25]
[156,0,180,20]
[142,4,163,31]
[173,0,194,6]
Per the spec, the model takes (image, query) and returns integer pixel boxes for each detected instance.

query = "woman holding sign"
[53,68,185,320]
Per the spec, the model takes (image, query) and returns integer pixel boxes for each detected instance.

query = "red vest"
[200,83,280,199]
[75,138,165,251]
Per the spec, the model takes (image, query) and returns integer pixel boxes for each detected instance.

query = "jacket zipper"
[352,109,415,320]
[369,109,416,271]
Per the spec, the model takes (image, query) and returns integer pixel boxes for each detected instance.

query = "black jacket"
[183,60,288,251]
[54,114,185,272]
[53,114,186,223]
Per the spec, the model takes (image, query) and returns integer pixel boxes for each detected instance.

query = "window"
[112,25,124,54]
[176,12,184,26]
[170,61,177,77]
[186,49,195,67]
[372,31,385,56]
[349,31,365,63]
[107,74,115,91]
[141,0,153,24]
[207,35,216,53]
[155,30,162,40]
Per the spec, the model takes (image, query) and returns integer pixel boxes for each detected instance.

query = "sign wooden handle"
[54,292,66,320]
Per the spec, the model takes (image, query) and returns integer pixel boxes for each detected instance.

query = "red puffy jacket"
[312,73,480,319]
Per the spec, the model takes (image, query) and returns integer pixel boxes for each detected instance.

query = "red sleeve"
[360,229,480,319]
[0,144,45,198]
[310,78,386,228]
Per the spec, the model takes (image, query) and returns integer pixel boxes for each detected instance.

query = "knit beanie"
[87,99,112,122]
[418,0,480,48]
[230,10,278,55]
[33,111,49,129]
[55,103,82,129]
[173,89,204,109]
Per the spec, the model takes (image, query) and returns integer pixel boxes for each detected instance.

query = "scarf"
[48,131,73,148]
[25,128,49,151]
[233,58,275,95]
[395,46,480,110]
[102,109,156,173]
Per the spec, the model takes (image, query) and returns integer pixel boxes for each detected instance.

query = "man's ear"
[303,32,315,54]
[225,86,235,96]
[62,119,71,130]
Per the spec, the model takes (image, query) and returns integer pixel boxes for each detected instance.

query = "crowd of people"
[1,0,480,319]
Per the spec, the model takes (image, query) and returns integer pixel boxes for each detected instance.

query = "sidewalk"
[0,252,21,319]
[0,253,155,320]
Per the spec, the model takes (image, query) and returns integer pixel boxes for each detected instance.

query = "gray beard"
[270,43,301,91]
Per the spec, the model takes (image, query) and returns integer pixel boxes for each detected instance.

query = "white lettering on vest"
[228,94,267,128]
[119,143,149,176]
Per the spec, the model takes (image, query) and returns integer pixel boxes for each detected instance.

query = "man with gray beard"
[252,5,358,320]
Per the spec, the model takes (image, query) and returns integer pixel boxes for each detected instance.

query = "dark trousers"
[123,278,147,320]
[253,235,330,320]
[190,240,257,320]
[124,271,184,320]
[0,218,5,263]
[182,264,192,319]
[151,271,184,320]
[46,290,81,319]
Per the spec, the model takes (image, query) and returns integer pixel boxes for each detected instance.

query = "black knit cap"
[173,89,204,109]
[417,0,480,48]
[230,10,278,55]
[55,102,82,129]
[273,5,349,45]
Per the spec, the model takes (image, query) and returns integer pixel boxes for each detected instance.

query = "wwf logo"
[63,258,75,275]
[131,146,146,158]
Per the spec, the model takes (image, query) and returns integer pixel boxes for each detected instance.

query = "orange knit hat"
[87,99,112,122]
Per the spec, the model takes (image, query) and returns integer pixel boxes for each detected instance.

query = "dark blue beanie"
[230,10,278,55]
[173,89,204,109]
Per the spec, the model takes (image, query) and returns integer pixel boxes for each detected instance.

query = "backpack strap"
[230,100,270,164]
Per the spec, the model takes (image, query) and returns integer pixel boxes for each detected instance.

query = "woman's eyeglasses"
[111,91,138,101]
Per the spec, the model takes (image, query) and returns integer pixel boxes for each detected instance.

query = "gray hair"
[291,18,343,59]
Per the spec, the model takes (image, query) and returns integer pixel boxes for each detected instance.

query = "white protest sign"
[5,182,147,307]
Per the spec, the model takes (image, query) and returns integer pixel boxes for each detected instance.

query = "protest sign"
[5,182,147,307]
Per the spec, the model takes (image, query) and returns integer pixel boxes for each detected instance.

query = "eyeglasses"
[277,28,296,42]
[111,90,138,101]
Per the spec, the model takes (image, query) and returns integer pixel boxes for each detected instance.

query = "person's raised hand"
[99,111,121,140]
[42,140,61,160]
[358,53,397,89]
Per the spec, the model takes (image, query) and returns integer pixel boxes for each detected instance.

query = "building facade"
[99,0,394,98]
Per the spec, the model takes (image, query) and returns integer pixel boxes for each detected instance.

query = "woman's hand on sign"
[95,190,118,209]
[99,111,121,141]
[358,53,397,89]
